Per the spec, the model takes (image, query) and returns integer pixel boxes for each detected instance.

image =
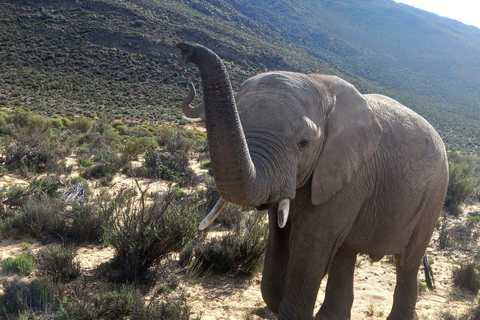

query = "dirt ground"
[0,168,478,320]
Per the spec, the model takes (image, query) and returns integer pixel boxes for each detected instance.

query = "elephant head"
[176,42,382,229]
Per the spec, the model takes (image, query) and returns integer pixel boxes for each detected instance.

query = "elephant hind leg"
[388,200,441,320]
[316,247,357,320]
[387,253,421,320]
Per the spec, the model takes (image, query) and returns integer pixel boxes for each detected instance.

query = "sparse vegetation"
[365,301,384,317]
[453,262,480,294]
[418,279,428,295]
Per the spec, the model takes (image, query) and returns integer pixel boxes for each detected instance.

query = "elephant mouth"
[255,203,273,211]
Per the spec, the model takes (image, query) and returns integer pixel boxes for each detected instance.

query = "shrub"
[453,262,480,294]
[449,223,478,248]
[68,117,93,133]
[467,214,480,224]
[418,279,428,295]
[12,195,66,240]
[438,215,454,249]
[445,152,479,216]
[110,119,125,130]
[157,125,205,155]
[123,136,157,160]
[103,187,199,281]
[68,202,112,243]
[134,295,191,320]
[36,245,80,283]
[199,177,221,212]
[55,283,191,320]
[440,308,480,320]
[1,255,35,275]
[21,242,32,251]
[80,148,127,183]
[216,204,246,231]
[5,111,71,176]
[29,175,63,198]
[3,184,28,207]
[194,210,267,275]
[50,118,64,128]
[56,284,142,319]
[0,277,58,314]
[139,151,195,182]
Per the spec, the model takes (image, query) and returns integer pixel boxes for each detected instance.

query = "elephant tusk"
[182,115,204,123]
[277,198,290,228]
[198,197,228,230]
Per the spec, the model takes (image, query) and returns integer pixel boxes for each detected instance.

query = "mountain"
[0,0,479,151]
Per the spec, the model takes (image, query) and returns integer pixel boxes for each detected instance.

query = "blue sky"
[394,0,480,29]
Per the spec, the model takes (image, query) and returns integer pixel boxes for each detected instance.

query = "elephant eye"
[298,138,310,151]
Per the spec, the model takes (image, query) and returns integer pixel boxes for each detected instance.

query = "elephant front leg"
[261,206,290,313]
[316,247,357,320]
[277,225,348,320]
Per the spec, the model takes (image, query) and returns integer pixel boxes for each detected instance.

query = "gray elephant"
[176,42,448,320]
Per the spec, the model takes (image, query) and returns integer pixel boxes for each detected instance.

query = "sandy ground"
[0,167,478,319]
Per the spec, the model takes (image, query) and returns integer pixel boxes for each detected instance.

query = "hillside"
[0,0,479,150]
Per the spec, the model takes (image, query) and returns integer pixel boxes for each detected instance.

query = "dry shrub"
[193,210,267,275]
[453,262,480,294]
[36,245,81,283]
[103,187,199,281]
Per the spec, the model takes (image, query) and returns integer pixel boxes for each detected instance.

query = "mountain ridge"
[0,0,478,150]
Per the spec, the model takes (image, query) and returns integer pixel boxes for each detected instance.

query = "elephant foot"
[386,312,417,320]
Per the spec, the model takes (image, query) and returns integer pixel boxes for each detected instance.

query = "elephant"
[176,42,448,320]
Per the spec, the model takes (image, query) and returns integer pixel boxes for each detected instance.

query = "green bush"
[36,245,81,283]
[453,262,480,294]
[123,136,157,160]
[1,255,35,275]
[110,119,125,130]
[445,152,479,216]
[194,210,267,275]
[157,125,205,154]
[67,117,93,133]
[467,214,480,224]
[103,188,199,281]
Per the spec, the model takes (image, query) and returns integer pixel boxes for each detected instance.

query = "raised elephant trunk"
[176,42,267,207]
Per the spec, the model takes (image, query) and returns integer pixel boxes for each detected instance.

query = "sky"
[394,0,480,29]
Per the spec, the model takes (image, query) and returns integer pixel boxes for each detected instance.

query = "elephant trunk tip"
[176,43,193,63]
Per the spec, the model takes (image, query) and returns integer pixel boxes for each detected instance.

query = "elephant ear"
[311,77,383,205]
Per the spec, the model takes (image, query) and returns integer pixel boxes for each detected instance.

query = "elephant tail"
[423,253,435,290]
